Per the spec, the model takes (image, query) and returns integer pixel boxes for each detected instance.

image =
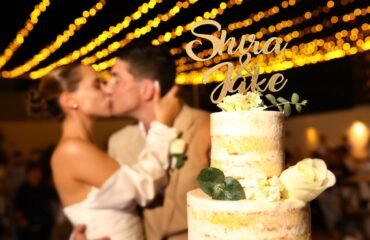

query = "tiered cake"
[187,93,335,240]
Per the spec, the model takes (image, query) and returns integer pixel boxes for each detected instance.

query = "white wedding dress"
[63,122,177,240]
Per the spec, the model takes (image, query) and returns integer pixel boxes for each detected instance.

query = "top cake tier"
[210,111,285,187]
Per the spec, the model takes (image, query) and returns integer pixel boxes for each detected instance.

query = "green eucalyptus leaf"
[197,167,246,200]
[277,97,289,104]
[277,105,283,112]
[284,103,291,117]
[301,100,308,106]
[295,104,302,112]
[291,93,299,104]
[265,94,277,105]
[213,182,225,194]
[212,182,227,200]
[197,167,225,196]
[223,177,245,200]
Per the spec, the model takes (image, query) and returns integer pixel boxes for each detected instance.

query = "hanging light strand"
[175,23,370,85]
[177,5,370,70]
[91,0,252,72]
[151,0,253,46]
[174,0,358,64]
[1,0,107,79]
[82,0,198,65]
[170,0,313,57]
[0,0,51,70]
[28,0,198,79]
[2,0,167,79]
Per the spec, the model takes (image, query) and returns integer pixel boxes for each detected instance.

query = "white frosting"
[210,111,285,185]
[188,218,310,240]
[211,111,284,137]
[188,189,306,213]
[211,152,283,186]
[187,189,310,240]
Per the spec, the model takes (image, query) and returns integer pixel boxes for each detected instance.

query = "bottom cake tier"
[187,189,311,240]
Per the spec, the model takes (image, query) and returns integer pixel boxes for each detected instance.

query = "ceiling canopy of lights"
[0,0,368,84]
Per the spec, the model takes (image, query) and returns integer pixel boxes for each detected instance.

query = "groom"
[74,41,210,240]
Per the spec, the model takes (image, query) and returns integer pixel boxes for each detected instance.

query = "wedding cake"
[187,92,336,240]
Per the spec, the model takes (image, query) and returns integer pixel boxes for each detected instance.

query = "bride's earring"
[72,103,79,110]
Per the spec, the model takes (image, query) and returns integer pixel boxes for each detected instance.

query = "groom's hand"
[72,224,110,240]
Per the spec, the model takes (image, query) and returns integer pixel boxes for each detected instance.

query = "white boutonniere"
[170,138,188,169]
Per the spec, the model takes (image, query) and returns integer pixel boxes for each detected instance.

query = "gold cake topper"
[185,20,289,104]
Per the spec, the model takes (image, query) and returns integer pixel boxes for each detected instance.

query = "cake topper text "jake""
[185,20,289,103]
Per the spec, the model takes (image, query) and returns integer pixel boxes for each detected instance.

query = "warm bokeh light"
[93,0,248,72]
[1,0,107,79]
[0,0,367,83]
[0,0,51,70]
[27,0,198,79]
[170,0,357,60]
[306,127,320,153]
[5,0,167,79]
[348,121,370,159]
[175,5,369,69]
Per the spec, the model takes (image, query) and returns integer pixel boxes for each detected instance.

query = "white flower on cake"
[279,158,336,202]
[217,92,265,111]
[245,176,284,201]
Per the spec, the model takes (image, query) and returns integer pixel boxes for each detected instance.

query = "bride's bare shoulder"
[52,138,98,163]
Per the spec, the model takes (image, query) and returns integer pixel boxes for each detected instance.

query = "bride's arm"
[59,85,181,206]
[119,85,181,205]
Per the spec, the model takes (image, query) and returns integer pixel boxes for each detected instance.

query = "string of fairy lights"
[176,23,370,84]
[151,0,248,46]
[1,0,164,79]
[174,0,356,65]
[82,0,200,65]
[92,0,368,77]
[1,0,107,79]
[176,5,370,73]
[0,0,51,70]
[90,0,293,72]
[27,0,201,79]
[0,0,369,85]
[73,0,247,74]
[171,0,310,58]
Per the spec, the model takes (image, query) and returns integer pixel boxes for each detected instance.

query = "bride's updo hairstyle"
[38,63,83,120]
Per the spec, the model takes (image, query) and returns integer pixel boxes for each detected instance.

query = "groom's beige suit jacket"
[108,105,210,240]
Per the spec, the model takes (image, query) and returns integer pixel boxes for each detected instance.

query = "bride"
[38,62,181,240]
